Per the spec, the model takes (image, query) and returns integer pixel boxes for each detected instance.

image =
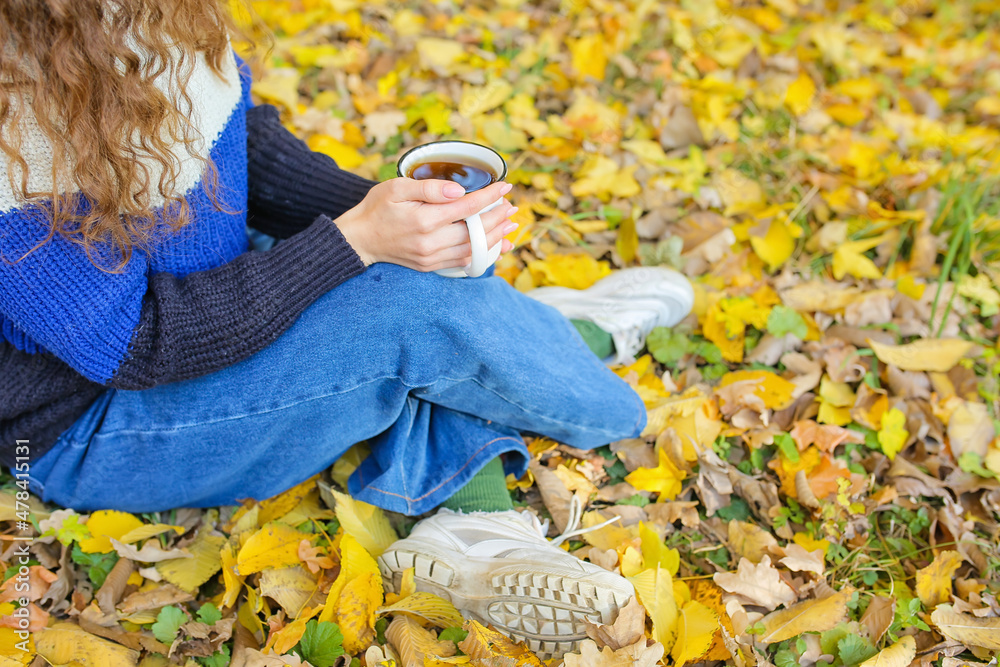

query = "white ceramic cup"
[397,141,508,278]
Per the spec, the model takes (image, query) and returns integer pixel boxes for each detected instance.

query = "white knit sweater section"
[0,48,242,214]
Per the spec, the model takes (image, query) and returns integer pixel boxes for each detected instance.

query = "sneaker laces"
[544,495,623,548]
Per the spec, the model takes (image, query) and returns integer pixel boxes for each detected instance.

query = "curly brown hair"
[0,0,258,270]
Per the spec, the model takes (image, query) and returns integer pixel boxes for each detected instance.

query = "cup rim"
[396,140,508,182]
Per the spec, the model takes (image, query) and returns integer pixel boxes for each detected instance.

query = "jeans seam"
[360,435,522,503]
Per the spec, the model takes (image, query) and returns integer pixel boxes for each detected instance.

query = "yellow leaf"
[116,524,185,545]
[527,254,612,290]
[640,522,680,574]
[219,542,243,609]
[625,448,686,502]
[930,604,1000,650]
[155,527,226,593]
[877,408,909,461]
[270,604,323,654]
[571,156,640,201]
[458,620,544,665]
[378,592,465,629]
[459,80,513,117]
[727,520,779,564]
[869,338,975,372]
[717,169,766,217]
[826,104,867,126]
[957,274,1000,314]
[251,69,300,111]
[915,550,963,609]
[750,219,798,271]
[832,236,884,280]
[319,533,380,624]
[331,490,398,558]
[758,589,852,643]
[718,370,796,410]
[306,134,364,169]
[974,96,1000,116]
[569,34,607,81]
[257,475,320,526]
[479,118,529,153]
[337,570,384,654]
[34,623,139,667]
[259,565,320,618]
[416,38,466,74]
[385,616,458,667]
[896,274,926,300]
[80,511,145,554]
[237,522,308,575]
[671,600,719,666]
[858,635,916,667]
[702,302,745,363]
[628,567,679,653]
[819,375,855,407]
[785,72,816,115]
[622,140,668,166]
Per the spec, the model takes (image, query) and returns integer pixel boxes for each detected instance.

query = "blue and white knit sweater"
[0,51,376,466]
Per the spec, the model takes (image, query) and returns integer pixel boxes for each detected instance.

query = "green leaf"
[616,494,650,507]
[197,645,231,667]
[296,619,345,667]
[70,544,118,588]
[774,649,799,667]
[767,305,808,339]
[646,327,691,365]
[44,513,91,545]
[375,617,388,645]
[958,452,995,478]
[152,605,188,644]
[196,602,222,625]
[439,627,469,646]
[819,624,852,658]
[774,433,800,463]
[837,634,878,665]
[715,497,751,522]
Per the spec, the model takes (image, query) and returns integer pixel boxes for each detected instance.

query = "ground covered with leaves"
[4,0,1000,665]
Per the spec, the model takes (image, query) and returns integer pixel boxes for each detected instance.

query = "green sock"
[571,319,615,359]
[441,457,513,513]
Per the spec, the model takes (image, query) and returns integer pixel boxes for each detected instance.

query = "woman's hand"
[334,178,517,272]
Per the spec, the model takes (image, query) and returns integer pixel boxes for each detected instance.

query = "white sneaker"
[377,509,634,660]
[527,267,694,364]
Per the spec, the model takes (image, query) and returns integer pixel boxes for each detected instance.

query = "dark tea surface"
[408,158,497,193]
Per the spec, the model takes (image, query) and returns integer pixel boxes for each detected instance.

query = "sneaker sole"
[378,547,632,660]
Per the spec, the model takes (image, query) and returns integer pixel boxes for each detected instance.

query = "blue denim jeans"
[28,263,646,515]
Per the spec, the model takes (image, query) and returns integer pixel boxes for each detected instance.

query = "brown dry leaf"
[95,558,134,615]
[118,584,193,615]
[528,460,575,533]
[727,520,779,564]
[713,556,796,611]
[930,605,1000,650]
[915,550,964,609]
[584,596,645,650]
[758,588,852,643]
[778,543,825,575]
[858,635,916,667]
[110,538,192,563]
[860,595,896,643]
[458,620,544,665]
[562,639,665,667]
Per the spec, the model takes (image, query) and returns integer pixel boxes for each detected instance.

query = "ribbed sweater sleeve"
[245,104,377,239]
[112,215,364,389]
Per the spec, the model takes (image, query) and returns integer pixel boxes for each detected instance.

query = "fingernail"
[500,182,513,195]
[508,206,519,216]
[502,222,519,234]
[443,183,466,198]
